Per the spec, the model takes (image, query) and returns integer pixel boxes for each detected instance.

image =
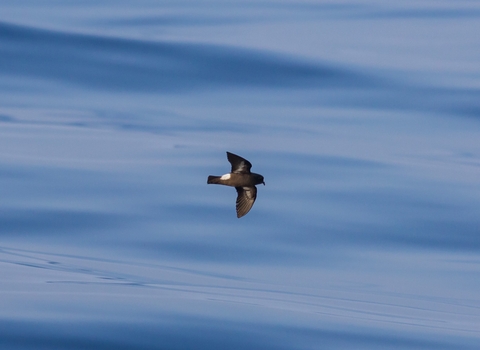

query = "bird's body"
[207,152,265,218]
[207,173,263,188]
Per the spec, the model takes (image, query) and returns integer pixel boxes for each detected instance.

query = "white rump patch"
[220,173,231,180]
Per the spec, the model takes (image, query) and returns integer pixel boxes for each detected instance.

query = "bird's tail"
[207,175,221,184]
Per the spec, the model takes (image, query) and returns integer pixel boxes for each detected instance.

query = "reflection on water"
[1,1,480,349]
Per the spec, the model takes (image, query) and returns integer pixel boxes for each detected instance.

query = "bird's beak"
[262,181,265,186]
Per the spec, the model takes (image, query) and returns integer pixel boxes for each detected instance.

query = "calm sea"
[1,1,479,349]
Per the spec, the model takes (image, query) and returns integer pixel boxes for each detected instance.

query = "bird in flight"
[207,152,265,218]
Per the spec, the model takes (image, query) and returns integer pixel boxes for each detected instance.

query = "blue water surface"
[1,1,479,349]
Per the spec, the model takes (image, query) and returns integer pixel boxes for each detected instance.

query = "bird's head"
[254,174,265,186]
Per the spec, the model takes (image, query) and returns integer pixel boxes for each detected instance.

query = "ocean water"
[1,1,479,349]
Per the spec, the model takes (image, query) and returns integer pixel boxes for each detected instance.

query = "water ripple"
[0,21,369,92]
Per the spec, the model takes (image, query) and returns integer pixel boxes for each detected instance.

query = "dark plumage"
[207,152,265,218]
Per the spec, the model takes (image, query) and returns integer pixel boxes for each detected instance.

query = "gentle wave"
[0,21,370,92]
[1,246,479,349]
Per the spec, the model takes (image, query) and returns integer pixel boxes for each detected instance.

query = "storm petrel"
[207,152,265,218]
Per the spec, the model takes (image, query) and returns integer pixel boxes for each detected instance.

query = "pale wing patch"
[220,173,231,180]
[235,186,257,218]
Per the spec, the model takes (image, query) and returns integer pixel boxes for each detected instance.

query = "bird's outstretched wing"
[235,186,257,218]
[227,152,252,174]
